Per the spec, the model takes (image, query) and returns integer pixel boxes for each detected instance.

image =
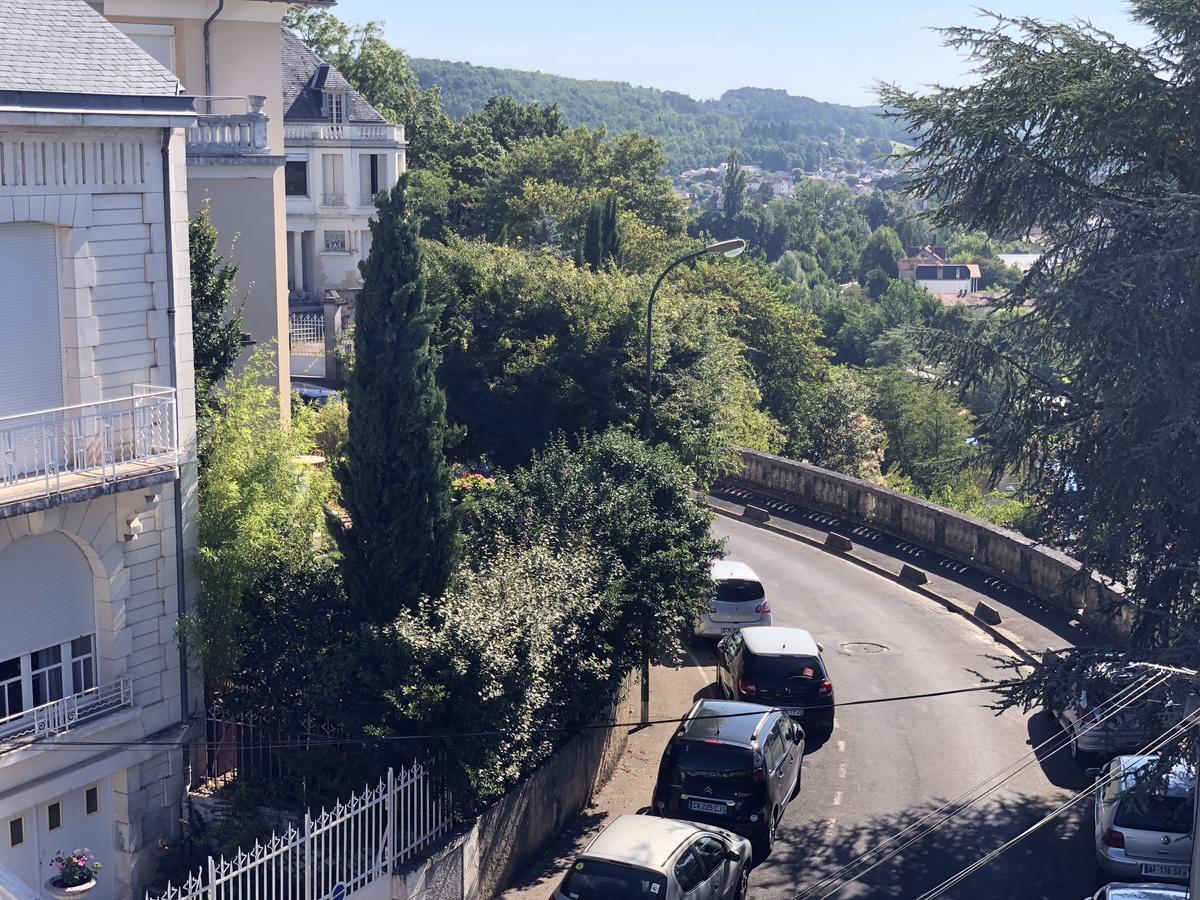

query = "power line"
[793,670,1173,900]
[914,702,1200,900]
[0,679,1016,755]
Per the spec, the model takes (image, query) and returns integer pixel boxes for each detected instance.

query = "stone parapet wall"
[730,449,1134,640]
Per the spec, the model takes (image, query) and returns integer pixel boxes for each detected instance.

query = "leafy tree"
[722,150,747,223]
[857,225,904,282]
[792,368,886,481]
[341,179,457,622]
[576,192,622,269]
[881,4,1200,733]
[188,201,244,419]
[187,353,331,695]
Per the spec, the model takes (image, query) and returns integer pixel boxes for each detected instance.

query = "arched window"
[0,533,96,720]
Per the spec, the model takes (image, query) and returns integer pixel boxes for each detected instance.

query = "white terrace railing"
[148,763,454,900]
[0,675,133,745]
[0,386,177,502]
[283,123,405,144]
[187,96,270,157]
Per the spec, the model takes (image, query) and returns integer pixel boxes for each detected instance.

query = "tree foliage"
[881,4,1200,743]
[188,201,244,421]
[341,179,457,622]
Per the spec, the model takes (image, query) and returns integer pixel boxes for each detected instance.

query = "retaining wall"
[729,449,1134,639]
[394,669,641,899]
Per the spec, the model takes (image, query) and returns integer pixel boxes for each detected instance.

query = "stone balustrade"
[729,449,1134,639]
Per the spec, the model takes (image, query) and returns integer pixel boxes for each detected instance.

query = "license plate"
[784,707,805,718]
[1141,863,1188,879]
[687,800,727,815]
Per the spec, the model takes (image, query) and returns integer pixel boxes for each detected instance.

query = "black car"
[652,699,804,859]
[717,625,835,743]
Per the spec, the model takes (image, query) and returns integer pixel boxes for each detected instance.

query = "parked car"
[716,626,835,743]
[652,699,803,859]
[1084,885,1189,899]
[1049,665,1179,765]
[552,814,752,900]
[1093,755,1193,885]
[694,560,772,640]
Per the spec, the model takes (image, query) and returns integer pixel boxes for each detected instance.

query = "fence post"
[207,857,216,900]
[304,812,314,900]
[386,767,395,876]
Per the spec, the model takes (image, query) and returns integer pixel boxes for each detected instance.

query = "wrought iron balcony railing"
[0,385,177,505]
[0,675,133,746]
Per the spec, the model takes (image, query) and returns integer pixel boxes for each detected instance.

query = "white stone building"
[898,245,981,300]
[0,2,199,897]
[281,29,405,382]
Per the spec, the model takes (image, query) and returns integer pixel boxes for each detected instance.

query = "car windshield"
[674,741,752,777]
[1114,792,1194,831]
[714,579,764,604]
[559,859,668,899]
[746,654,825,681]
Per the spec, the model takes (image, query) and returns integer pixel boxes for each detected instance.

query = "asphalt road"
[712,515,1096,900]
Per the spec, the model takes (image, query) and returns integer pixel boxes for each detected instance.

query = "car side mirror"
[817,643,824,653]
[725,849,740,862]
[1086,767,1103,778]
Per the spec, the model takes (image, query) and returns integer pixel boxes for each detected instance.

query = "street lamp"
[638,237,746,725]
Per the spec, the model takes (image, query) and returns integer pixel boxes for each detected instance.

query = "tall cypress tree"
[341,177,457,622]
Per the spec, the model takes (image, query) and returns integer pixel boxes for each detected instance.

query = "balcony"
[0,386,177,511]
[186,95,271,159]
[0,675,133,746]
[283,122,405,145]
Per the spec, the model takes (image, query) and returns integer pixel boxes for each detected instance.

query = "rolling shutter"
[114,23,176,75]
[0,223,63,417]
[0,533,95,661]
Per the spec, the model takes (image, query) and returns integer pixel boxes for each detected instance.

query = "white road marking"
[832,791,843,806]
[825,818,837,831]
[837,740,846,752]
[683,646,715,689]
[838,763,847,779]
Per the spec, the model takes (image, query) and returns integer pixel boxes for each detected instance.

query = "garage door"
[0,223,63,418]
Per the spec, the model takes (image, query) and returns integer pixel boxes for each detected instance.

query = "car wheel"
[731,865,750,900]
[752,809,777,862]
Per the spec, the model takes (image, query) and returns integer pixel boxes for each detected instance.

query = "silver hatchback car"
[1093,755,1194,885]
[553,815,753,900]
[694,560,772,640]
[1084,885,1189,900]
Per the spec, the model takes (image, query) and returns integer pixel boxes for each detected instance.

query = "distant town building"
[898,245,980,299]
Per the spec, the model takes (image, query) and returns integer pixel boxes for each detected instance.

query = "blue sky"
[332,1,1151,106]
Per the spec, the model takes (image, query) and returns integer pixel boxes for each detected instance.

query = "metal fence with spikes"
[148,764,453,900]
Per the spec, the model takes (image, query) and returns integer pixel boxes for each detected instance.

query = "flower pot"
[44,876,97,898]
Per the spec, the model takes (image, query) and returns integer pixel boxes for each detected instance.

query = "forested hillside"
[411,58,909,172]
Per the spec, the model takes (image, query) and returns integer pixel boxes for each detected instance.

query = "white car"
[694,560,772,639]
[1093,755,1193,885]
[553,815,752,900]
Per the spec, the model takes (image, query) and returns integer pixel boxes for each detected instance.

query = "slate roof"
[0,0,182,97]
[281,29,386,124]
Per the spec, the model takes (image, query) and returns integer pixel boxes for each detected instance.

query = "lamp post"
[639,237,746,725]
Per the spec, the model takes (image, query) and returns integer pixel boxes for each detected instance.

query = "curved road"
[713,515,1095,899]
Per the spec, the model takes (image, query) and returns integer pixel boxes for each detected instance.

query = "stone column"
[291,230,304,295]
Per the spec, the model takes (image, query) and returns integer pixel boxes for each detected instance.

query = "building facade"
[281,29,405,383]
[98,0,318,412]
[898,245,981,300]
[0,3,199,898]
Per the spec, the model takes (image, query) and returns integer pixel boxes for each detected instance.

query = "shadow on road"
[501,809,609,895]
[758,793,1093,899]
[1028,710,1092,791]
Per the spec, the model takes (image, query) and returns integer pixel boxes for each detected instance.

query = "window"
[559,860,667,899]
[85,786,99,815]
[673,848,705,893]
[31,644,63,707]
[691,837,727,878]
[324,230,348,253]
[328,92,346,124]
[321,154,345,206]
[285,161,309,197]
[8,817,22,848]
[0,656,20,719]
[764,727,785,772]
[714,579,765,604]
[47,802,61,832]
[72,635,95,693]
[115,23,176,74]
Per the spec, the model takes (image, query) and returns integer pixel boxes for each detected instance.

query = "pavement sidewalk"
[499,653,715,899]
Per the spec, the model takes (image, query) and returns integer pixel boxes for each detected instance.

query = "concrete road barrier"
[824,533,853,552]
[900,564,928,585]
[974,601,1002,625]
[742,504,771,523]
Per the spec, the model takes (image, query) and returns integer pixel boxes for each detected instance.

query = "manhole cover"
[840,641,889,655]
